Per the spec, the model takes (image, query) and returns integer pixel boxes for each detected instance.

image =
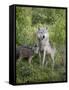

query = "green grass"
[16,56,66,84]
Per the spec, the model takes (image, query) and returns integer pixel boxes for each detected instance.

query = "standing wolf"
[16,45,39,64]
[37,27,56,69]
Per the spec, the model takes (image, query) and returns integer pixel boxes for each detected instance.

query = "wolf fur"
[37,27,56,69]
[16,45,39,64]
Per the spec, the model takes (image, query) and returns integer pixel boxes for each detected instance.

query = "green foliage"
[16,58,66,84]
[16,6,66,84]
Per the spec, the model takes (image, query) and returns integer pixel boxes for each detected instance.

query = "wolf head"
[37,27,49,41]
[32,44,39,54]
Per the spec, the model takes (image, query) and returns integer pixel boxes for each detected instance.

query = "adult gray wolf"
[37,27,56,69]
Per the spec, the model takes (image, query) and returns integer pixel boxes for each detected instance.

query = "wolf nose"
[43,35,45,38]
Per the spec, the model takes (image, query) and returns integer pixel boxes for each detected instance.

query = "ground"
[16,55,66,84]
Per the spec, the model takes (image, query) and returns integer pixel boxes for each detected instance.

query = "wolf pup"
[37,27,56,69]
[16,45,39,64]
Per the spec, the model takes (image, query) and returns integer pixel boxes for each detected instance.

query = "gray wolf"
[37,27,56,69]
[16,45,39,64]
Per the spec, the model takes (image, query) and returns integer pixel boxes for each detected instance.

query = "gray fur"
[37,27,56,69]
[16,45,39,64]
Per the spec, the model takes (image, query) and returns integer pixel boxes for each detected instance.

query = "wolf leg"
[39,52,42,66]
[18,55,22,62]
[42,50,46,66]
[29,56,33,64]
[51,54,55,70]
